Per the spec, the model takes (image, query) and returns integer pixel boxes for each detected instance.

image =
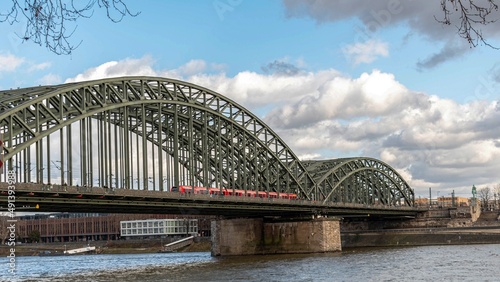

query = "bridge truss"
[0,77,414,207]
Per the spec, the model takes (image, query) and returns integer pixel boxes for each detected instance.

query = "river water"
[3,244,500,281]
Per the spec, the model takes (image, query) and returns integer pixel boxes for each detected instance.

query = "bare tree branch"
[0,0,139,55]
[494,183,500,210]
[437,0,499,49]
[478,186,492,210]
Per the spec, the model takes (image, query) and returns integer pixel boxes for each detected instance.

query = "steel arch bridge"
[0,76,414,207]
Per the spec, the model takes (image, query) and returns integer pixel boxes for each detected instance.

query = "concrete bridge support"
[211,217,341,256]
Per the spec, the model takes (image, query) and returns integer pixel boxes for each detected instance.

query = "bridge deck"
[0,182,420,218]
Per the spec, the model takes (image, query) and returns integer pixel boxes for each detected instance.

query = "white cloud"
[65,57,500,196]
[65,56,342,109]
[342,39,389,65]
[282,0,500,41]
[28,62,52,72]
[65,55,159,83]
[187,69,343,109]
[0,53,24,72]
[37,73,62,85]
[264,70,427,128]
[65,57,223,85]
[282,0,500,67]
[177,59,207,76]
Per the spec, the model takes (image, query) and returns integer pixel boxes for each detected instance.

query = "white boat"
[39,245,96,256]
[64,245,96,255]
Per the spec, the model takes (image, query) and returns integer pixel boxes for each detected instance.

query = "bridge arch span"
[0,76,414,206]
[0,77,315,198]
[302,158,413,206]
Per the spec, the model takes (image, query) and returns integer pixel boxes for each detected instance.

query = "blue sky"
[1,0,500,197]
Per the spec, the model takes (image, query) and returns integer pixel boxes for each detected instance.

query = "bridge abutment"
[211,217,341,256]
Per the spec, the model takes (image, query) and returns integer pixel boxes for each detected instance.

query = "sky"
[0,0,499,198]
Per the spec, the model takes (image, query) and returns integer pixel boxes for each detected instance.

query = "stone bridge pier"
[211,217,341,256]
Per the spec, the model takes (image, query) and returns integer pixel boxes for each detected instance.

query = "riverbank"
[3,226,499,257]
[342,227,500,248]
[0,238,212,257]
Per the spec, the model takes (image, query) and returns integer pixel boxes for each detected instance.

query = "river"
[3,244,500,281]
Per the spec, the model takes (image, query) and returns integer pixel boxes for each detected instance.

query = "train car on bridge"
[171,186,297,200]
[171,186,229,196]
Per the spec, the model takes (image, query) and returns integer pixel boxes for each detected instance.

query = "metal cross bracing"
[302,158,414,206]
[0,76,414,208]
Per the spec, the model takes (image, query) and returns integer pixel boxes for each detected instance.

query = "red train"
[171,185,297,200]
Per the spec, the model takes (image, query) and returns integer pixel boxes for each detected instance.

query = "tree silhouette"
[28,229,41,243]
[494,183,500,210]
[478,186,492,210]
[0,0,139,55]
[438,0,499,49]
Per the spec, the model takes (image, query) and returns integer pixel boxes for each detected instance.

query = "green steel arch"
[0,76,414,207]
[302,158,414,206]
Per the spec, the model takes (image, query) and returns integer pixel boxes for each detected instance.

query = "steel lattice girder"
[0,77,314,198]
[0,77,414,207]
[302,158,414,206]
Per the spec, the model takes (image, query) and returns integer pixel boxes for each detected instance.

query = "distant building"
[415,196,469,208]
[438,196,469,207]
[15,213,213,243]
[483,199,499,211]
[120,218,198,239]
